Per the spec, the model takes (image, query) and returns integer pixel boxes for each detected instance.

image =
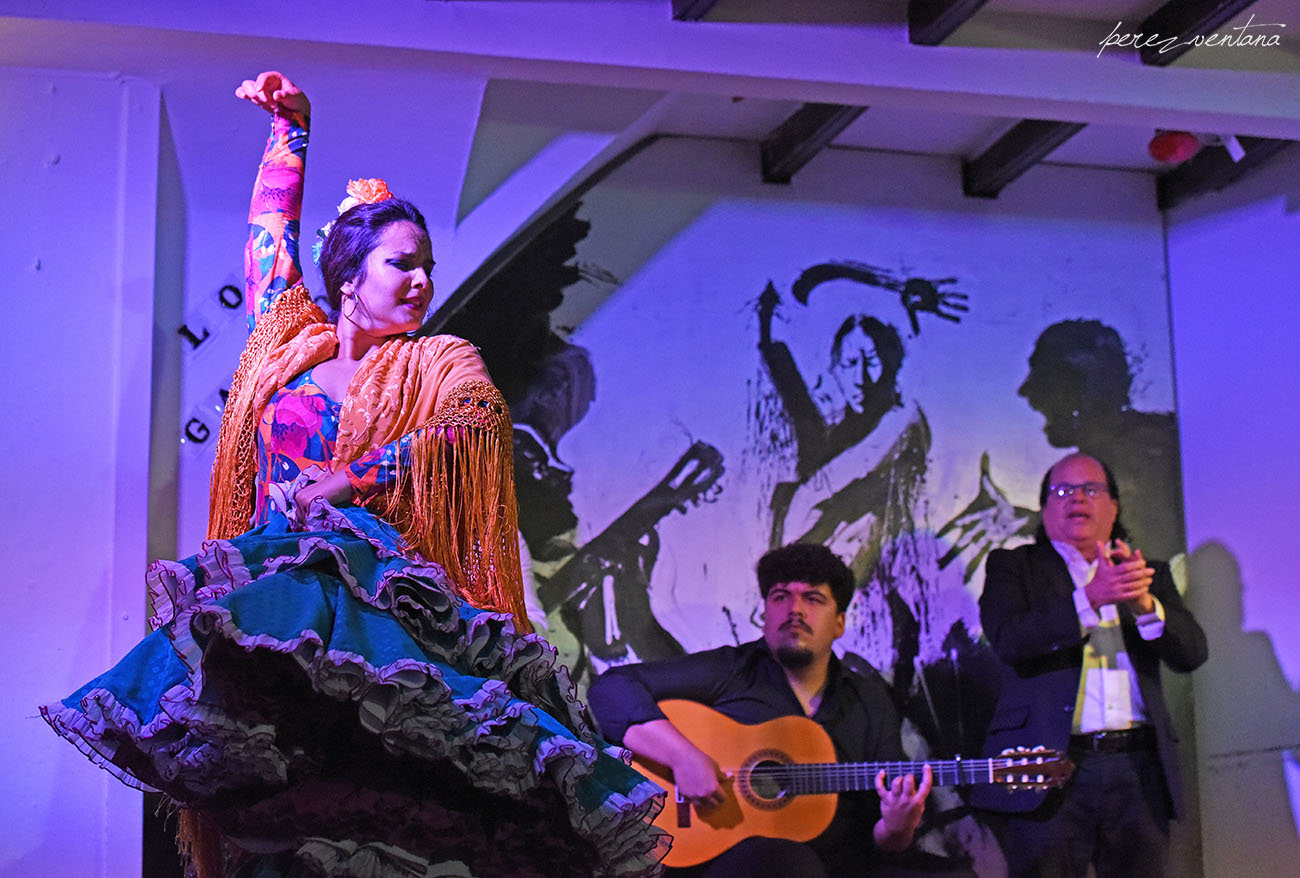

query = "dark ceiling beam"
[961,119,1086,198]
[907,0,992,45]
[1156,137,1294,210]
[671,0,722,21]
[1139,0,1258,66]
[761,103,867,184]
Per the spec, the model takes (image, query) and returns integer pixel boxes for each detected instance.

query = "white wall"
[0,69,157,878]
[1167,145,1300,877]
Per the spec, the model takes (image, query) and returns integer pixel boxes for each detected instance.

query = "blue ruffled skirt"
[42,505,666,877]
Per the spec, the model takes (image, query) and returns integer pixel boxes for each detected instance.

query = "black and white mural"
[443,141,1185,866]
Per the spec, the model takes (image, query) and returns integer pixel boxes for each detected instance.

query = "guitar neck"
[752,757,1045,794]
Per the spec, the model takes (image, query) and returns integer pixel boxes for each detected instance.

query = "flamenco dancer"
[41,71,666,878]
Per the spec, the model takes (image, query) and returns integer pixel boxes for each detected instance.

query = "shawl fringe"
[384,379,528,629]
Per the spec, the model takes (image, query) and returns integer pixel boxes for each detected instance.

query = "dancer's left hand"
[295,470,354,522]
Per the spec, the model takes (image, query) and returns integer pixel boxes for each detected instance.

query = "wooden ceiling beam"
[760,103,867,184]
[907,0,992,46]
[1139,0,1259,66]
[1157,137,1294,210]
[670,0,722,21]
[961,119,1086,198]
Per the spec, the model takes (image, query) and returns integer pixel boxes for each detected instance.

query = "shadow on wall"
[145,96,189,878]
[1019,318,1186,561]
[1187,541,1300,875]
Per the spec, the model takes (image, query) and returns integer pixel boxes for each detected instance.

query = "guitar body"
[633,700,840,867]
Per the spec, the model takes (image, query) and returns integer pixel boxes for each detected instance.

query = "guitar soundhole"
[741,751,792,811]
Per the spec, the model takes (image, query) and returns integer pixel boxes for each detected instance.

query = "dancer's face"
[340,222,435,337]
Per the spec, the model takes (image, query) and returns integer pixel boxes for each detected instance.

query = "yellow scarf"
[207,285,528,629]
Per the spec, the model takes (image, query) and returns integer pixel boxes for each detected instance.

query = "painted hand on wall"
[790,261,969,335]
[898,277,969,334]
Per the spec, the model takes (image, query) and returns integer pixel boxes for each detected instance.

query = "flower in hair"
[314,178,396,267]
[337,178,394,215]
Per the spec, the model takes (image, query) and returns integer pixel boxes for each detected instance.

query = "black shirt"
[588,639,905,874]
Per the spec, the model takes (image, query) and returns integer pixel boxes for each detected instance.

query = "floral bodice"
[253,369,399,525]
[255,370,337,523]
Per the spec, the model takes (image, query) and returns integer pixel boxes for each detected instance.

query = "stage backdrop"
[441,136,1185,869]
[170,131,1187,871]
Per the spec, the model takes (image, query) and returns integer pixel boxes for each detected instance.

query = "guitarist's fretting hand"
[873,764,933,852]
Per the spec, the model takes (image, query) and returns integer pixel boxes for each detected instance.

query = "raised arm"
[236,71,312,332]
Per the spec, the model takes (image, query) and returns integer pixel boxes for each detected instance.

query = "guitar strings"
[738,757,1062,794]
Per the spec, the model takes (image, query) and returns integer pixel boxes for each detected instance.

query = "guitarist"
[588,543,933,877]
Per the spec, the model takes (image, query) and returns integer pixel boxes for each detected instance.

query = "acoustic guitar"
[633,700,1073,867]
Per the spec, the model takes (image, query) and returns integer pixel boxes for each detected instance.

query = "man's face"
[762,581,845,669]
[1041,454,1118,556]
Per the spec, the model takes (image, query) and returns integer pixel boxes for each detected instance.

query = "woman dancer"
[42,71,665,878]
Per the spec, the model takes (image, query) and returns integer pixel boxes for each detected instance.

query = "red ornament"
[1148,131,1202,164]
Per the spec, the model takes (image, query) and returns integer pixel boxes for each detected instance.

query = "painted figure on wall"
[441,204,725,683]
[755,262,967,575]
[748,260,1020,865]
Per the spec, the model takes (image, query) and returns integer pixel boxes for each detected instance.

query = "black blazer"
[970,541,1207,817]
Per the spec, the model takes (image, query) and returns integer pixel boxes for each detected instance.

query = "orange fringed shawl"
[206,285,529,630]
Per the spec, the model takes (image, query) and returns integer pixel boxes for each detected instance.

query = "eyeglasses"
[1048,482,1109,499]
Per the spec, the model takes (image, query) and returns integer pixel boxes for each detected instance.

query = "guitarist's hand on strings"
[672,744,728,812]
[873,764,933,852]
[623,718,728,812]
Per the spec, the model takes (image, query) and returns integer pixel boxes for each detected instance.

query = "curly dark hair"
[318,197,430,313]
[757,543,854,613]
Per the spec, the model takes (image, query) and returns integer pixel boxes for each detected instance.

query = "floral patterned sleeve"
[347,439,407,502]
[345,388,508,505]
[244,111,309,333]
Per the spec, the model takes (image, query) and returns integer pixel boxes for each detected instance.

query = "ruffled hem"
[297,840,476,877]
[42,506,667,877]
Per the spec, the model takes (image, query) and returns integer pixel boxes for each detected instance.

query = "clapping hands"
[1085,539,1156,614]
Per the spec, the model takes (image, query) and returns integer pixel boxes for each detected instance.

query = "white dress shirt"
[1052,540,1165,733]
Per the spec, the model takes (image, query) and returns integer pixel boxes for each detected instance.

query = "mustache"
[780,619,812,633]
